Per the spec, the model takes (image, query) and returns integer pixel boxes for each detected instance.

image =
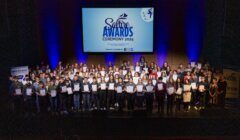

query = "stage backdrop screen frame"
[82,7,154,53]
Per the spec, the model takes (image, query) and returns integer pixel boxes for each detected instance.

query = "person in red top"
[155,77,166,114]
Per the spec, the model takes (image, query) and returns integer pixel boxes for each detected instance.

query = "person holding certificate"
[36,81,48,113]
[145,80,155,113]
[175,77,182,112]
[135,78,145,109]
[72,75,82,112]
[183,79,192,112]
[107,76,115,110]
[82,77,91,111]
[65,77,73,112]
[209,78,218,105]
[155,77,166,114]
[58,77,68,114]
[48,80,58,114]
[91,77,99,110]
[98,78,107,110]
[125,78,136,111]
[190,73,198,110]
[23,78,35,116]
[166,79,175,115]
[10,78,24,114]
[197,76,208,110]
[115,78,125,112]
[217,75,227,108]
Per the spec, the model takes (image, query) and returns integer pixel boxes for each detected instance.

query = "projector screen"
[82,7,154,52]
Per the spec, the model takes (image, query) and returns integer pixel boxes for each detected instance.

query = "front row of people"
[10,76,226,116]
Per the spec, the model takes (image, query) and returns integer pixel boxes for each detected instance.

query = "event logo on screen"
[103,13,134,41]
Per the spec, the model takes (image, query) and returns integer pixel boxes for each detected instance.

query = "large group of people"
[9,56,227,116]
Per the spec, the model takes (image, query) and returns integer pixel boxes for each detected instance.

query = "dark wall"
[202,0,240,70]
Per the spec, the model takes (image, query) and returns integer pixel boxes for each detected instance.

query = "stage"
[0,99,239,140]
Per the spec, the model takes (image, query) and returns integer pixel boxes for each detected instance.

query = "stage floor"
[0,99,239,139]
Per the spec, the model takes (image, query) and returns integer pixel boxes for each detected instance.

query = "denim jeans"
[82,93,90,110]
[73,93,80,110]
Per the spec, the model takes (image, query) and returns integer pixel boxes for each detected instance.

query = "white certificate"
[116,86,122,93]
[167,87,175,95]
[176,88,182,95]
[100,83,106,90]
[199,85,205,92]
[15,89,22,95]
[83,85,89,92]
[162,77,167,83]
[137,85,143,92]
[50,90,57,97]
[92,85,97,92]
[83,67,87,72]
[100,71,105,76]
[191,83,197,89]
[152,80,157,86]
[74,84,80,91]
[127,86,134,93]
[133,77,139,85]
[97,78,101,83]
[135,66,140,72]
[143,67,148,72]
[191,62,195,67]
[40,89,46,96]
[158,83,163,90]
[197,63,202,69]
[173,75,178,81]
[61,86,67,93]
[146,86,154,92]
[67,87,73,95]
[108,83,114,90]
[122,70,127,75]
[26,88,32,96]
[184,85,191,91]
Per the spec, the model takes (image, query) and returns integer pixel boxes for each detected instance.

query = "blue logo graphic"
[103,13,134,41]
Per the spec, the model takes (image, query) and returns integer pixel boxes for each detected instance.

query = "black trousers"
[156,93,165,114]
[24,97,35,113]
[145,93,154,112]
[67,94,73,110]
[116,93,125,111]
[38,96,48,113]
[136,92,145,108]
[107,90,115,108]
[13,95,24,114]
[59,93,67,111]
[167,95,174,114]
[175,95,182,111]
[99,90,107,108]
[217,93,226,108]
[127,93,135,110]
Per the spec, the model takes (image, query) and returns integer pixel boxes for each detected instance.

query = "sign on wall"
[223,69,239,98]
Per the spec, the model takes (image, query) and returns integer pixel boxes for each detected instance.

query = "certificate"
[116,86,122,93]
[40,89,46,96]
[143,67,148,72]
[137,85,143,92]
[162,77,167,83]
[146,86,153,92]
[167,87,174,95]
[191,83,197,89]
[176,88,182,95]
[191,62,195,67]
[173,75,178,81]
[199,85,205,92]
[133,77,139,85]
[135,66,140,72]
[61,86,67,93]
[100,83,106,90]
[26,88,32,96]
[83,85,89,92]
[184,85,191,91]
[152,80,157,86]
[108,83,114,90]
[50,90,57,97]
[100,71,105,76]
[122,70,127,75]
[83,66,87,72]
[158,83,163,90]
[126,86,134,93]
[74,84,80,91]
[197,63,202,69]
[92,85,97,92]
[15,89,22,95]
[67,87,73,95]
